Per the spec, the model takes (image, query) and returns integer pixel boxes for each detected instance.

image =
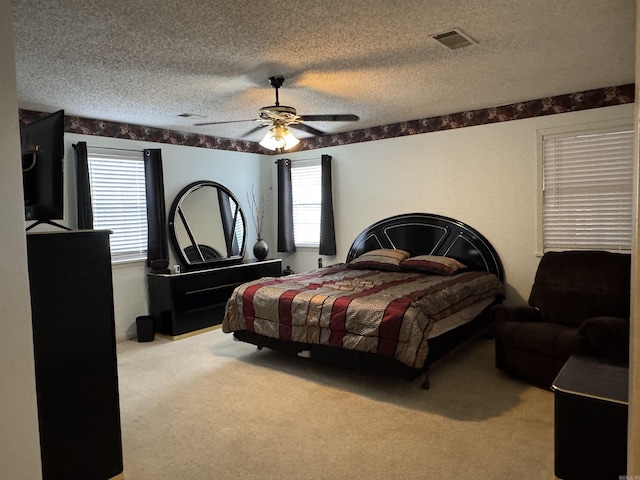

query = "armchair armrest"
[578,316,629,365]
[490,304,544,324]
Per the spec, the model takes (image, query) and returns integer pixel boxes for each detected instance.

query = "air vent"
[432,29,477,50]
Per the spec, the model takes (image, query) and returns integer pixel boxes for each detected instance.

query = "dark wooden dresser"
[552,354,628,480]
[148,259,282,339]
[27,230,124,480]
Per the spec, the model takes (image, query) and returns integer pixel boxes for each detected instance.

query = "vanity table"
[148,259,281,339]
[148,179,281,339]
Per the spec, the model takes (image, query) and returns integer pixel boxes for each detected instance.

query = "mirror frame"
[168,180,246,271]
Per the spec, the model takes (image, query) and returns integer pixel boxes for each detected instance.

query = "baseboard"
[155,324,222,341]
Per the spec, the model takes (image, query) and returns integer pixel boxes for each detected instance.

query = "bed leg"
[257,345,263,351]
[420,369,431,390]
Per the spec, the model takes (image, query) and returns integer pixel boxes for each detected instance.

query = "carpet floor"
[116,328,554,479]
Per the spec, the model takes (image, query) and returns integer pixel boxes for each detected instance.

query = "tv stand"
[26,219,72,231]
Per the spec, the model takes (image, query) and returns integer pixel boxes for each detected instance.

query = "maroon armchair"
[493,250,630,388]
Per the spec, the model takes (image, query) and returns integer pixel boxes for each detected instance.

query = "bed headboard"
[346,213,504,282]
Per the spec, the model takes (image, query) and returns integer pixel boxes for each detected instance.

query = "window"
[229,195,245,253]
[541,125,634,252]
[291,160,321,247]
[88,150,148,262]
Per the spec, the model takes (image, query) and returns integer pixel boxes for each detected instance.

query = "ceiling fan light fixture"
[259,124,300,151]
[281,128,300,149]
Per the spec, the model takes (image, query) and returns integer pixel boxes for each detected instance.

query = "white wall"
[0,0,43,476]
[280,103,635,305]
[628,3,640,471]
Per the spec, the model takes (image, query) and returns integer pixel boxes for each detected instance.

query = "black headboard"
[346,213,504,282]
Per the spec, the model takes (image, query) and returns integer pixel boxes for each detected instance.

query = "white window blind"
[291,161,321,247]
[229,196,245,248]
[542,128,634,252]
[88,150,148,262]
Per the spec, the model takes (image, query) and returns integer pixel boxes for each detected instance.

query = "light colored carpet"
[116,328,555,479]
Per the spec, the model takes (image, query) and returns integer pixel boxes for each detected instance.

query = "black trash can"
[136,315,155,342]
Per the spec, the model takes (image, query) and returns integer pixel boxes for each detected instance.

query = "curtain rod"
[274,156,325,164]
[86,145,144,153]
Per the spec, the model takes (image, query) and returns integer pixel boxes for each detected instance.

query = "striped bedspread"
[223,263,504,368]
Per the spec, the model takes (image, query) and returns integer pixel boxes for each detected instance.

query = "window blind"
[291,161,321,247]
[542,128,634,252]
[88,151,148,262]
[229,196,245,249]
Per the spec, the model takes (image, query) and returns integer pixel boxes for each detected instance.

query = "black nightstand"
[551,354,628,480]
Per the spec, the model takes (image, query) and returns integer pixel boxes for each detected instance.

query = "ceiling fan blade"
[298,114,359,122]
[194,119,258,126]
[290,123,325,136]
[241,125,269,138]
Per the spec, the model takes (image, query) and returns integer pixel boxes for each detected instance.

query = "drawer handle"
[185,282,243,295]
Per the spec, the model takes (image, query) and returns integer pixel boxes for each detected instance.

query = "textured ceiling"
[11,0,636,143]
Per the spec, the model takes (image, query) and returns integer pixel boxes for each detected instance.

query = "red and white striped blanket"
[223,263,504,368]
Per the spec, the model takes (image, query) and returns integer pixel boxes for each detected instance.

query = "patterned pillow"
[400,255,467,276]
[347,249,411,271]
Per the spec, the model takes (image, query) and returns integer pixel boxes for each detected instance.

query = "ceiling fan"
[194,76,359,151]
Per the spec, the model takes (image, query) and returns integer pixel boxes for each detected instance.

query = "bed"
[222,213,505,388]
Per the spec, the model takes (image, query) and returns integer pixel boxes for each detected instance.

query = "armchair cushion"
[496,319,587,361]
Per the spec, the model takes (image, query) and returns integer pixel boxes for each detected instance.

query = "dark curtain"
[319,154,336,255]
[217,189,240,256]
[144,149,168,266]
[277,158,296,252]
[73,141,93,230]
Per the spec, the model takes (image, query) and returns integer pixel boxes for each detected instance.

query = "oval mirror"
[168,180,246,271]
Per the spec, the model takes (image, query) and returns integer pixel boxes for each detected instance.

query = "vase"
[253,238,269,260]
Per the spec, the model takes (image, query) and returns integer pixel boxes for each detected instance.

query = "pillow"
[347,249,410,271]
[400,255,467,276]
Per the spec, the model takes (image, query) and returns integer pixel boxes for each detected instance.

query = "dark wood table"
[552,354,628,480]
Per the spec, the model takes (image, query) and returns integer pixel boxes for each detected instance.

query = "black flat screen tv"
[21,110,65,229]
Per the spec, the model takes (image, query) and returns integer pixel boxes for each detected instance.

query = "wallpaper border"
[19,83,634,154]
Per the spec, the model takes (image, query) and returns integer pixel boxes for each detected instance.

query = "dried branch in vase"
[247,185,270,239]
